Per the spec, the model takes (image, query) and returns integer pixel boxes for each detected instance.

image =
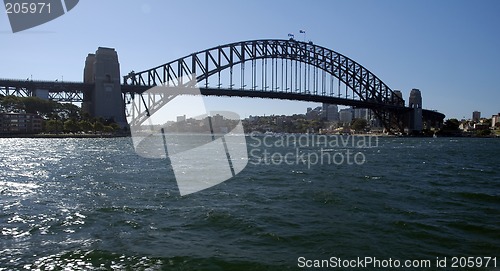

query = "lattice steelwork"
[124,39,408,132]
[0,40,445,132]
[0,79,92,102]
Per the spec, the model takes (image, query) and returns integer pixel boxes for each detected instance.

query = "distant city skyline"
[1,0,499,120]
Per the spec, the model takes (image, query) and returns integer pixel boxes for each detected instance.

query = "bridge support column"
[82,47,126,127]
[408,88,423,133]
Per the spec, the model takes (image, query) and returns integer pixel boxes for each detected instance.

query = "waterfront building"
[0,113,43,134]
[306,106,322,120]
[176,115,186,122]
[339,108,353,124]
[353,107,369,121]
[324,104,339,122]
[459,121,473,132]
[409,88,423,132]
[472,111,481,122]
[491,113,500,128]
[392,90,405,106]
[474,123,489,131]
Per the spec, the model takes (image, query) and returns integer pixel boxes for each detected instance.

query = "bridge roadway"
[0,78,445,124]
[0,78,92,102]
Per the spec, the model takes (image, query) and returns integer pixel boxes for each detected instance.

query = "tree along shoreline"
[0,95,124,135]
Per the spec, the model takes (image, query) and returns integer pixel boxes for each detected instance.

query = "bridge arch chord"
[124,39,405,129]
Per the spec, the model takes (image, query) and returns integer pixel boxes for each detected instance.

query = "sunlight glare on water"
[0,137,499,270]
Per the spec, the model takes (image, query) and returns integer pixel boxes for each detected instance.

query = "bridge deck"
[0,79,445,122]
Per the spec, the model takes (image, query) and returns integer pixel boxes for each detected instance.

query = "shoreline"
[0,133,130,139]
[0,132,498,139]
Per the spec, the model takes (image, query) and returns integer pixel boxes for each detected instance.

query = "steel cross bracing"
[0,40,445,131]
[123,39,408,132]
[0,79,92,102]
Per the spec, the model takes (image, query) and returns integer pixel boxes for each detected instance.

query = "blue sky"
[1,0,499,120]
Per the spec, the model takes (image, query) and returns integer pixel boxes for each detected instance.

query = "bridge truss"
[0,79,92,102]
[123,39,410,132]
[0,40,445,132]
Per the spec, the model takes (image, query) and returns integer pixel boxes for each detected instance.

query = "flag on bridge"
[288,33,294,38]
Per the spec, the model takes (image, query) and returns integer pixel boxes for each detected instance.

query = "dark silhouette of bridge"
[0,39,445,133]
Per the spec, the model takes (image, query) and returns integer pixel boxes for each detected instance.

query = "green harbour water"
[0,136,499,270]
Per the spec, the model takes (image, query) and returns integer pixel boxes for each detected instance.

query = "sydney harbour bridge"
[0,39,445,133]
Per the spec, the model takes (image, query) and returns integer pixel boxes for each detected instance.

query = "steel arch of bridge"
[124,39,407,130]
